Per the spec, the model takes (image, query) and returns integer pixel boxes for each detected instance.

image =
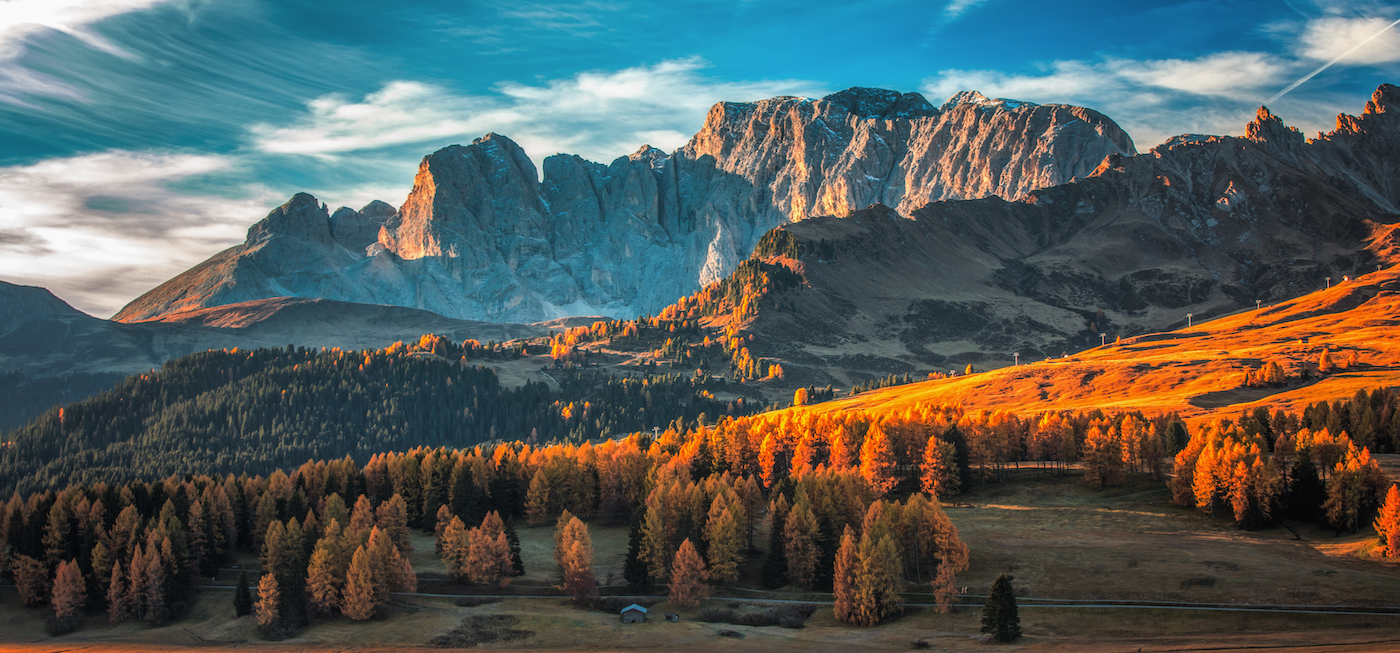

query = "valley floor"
[4,467,1400,651]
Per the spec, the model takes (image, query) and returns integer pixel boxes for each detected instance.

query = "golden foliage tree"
[783,497,820,588]
[52,559,87,624]
[375,494,412,553]
[255,573,280,629]
[439,516,469,582]
[305,537,341,616]
[860,423,899,496]
[468,511,513,588]
[1083,426,1125,489]
[793,387,809,407]
[920,437,960,498]
[668,538,709,607]
[1375,485,1400,557]
[555,515,598,604]
[525,469,552,525]
[341,546,376,621]
[703,497,743,584]
[13,554,48,607]
[832,526,859,623]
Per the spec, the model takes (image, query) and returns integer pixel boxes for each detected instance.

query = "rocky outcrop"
[730,86,1400,378]
[114,87,1136,323]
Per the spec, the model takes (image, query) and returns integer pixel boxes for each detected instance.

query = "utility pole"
[1099,333,1106,346]
[1013,352,1020,365]
[1187,313,1193,327]
[1326,276,1331,288]
[1255,299,1261,310]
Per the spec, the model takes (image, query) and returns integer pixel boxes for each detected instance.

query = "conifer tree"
[851,532,902,626]
[233,570,253,617]
[1374,484,1400,557]
[434,505,452,555]
[504,517,525,575]
[832,526,858,623]
[760,495,789,589]
[467,512,513,588]
[52,559,87,626]
[440,516,469,582]
[306,541,341,616]
[860,423,900,496]
[349,495,376,535]
[108,563,129,624]
[255,573,281,631]
[703,498,742,584]
[783,499,819,588]
[342,546,376,621]
[322,493,350,530]
[13,554,49,607]
[525,470,552,525]
[143,550,168,625]
[981,574,1021,643]
[1084,426,1125,489]
[376,494,412,552]
[623,507,651,591]
[555,516,598,604]
[669,539,708,607]
[921,437,961,498]
[89,540,113,609]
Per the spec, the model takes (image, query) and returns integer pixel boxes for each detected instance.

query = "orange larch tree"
[668,538,709,607]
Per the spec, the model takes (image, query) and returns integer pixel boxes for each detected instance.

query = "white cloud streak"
[250,57,827,169]
[0,151,276,317]
[942,0,990,21]
[1299,15,1400,63]
[0,0,176,104]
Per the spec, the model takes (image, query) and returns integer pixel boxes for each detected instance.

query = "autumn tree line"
[1169,388,1400,537]
[0,338,763,496]
[7,381,1400,634]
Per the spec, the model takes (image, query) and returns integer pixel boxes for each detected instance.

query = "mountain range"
[112,87,1134,324]
[5,84,1400,431]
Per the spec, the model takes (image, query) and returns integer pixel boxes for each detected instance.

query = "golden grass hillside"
[796,265,1400,424]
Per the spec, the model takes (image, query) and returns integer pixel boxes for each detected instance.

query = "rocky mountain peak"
[1245,106,1304,151]
[818,87,937,119]
[628,144,669,170]
[381,133,547,261]
[329,200,397,255]
[1367,83,1400,115]
[245,192,332,246]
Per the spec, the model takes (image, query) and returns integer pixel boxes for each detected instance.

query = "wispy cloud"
[0,0,175,104]
[250,57,826,169]
[1299,16,1400,62]
[0,150,275,317]
[942,0,991,21]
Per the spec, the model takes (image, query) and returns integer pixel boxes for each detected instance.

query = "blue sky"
[3,0,1400,317]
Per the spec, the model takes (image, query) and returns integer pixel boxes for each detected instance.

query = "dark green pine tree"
[623,507,651,592]
[981,574,1021,643]
[503,517,525,575]
[233,570,254,617]
[761,500,789,588]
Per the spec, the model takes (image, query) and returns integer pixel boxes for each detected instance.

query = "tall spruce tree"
[981,574,1021,643]
[503,517,525,575]
[623,507,651,592]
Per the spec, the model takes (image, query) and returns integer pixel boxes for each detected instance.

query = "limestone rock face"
[733,86,1400,377]
[114,87,1138,323]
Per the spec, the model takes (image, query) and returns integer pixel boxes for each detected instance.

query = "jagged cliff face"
[114,87,1135,323]
[734,85,1400,379]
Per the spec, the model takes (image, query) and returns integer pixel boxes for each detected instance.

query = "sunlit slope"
[804,265,1400,421]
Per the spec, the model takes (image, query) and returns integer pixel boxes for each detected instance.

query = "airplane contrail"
[1267,16,1400,104]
